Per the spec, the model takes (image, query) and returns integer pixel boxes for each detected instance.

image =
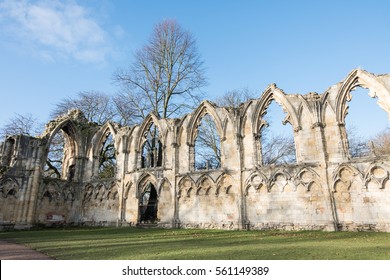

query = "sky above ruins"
[0,0,390,138]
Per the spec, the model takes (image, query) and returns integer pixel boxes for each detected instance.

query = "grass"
[0,227,389,260]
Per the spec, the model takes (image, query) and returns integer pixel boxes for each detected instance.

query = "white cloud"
[0,0,112,63]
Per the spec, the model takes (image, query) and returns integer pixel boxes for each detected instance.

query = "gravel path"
[0,240,53,260]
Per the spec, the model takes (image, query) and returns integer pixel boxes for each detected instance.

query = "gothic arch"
[137,113,165,169]
[195,174,215,196]
[42,117,81,180]
[41,181,61,201]
[137,113,164,151]
[336,69,390,124]
[87,122,119,178]
[186,101,224,146]
[137,173,159,223]
[123,181,133,200]
[82,183,94,203]
[297,94,318,128]
[178,175,196,198]
[332,164,363,192]
[136,173,158,197]
[294,167,321,191]
[215,173,234,195]
[363,163,390,189]
[269,169,293,192]
[237,100,254,137]
[107,181,119,200]
[0,177,19,198]
[90,122,117,158]
[158,177,172,195]
[245,171,269,192]
[252,84,300,134]
[45,118,80,154]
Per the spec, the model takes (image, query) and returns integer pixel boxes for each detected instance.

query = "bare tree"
[214,88,255,108]
[261,134,296,165]
[367,128,390,156]
[114,19,207,122]
[260,101,297,165]
[98,133,116,179]
[51,91,117,125]
[194,89,254,170]
[346,125,370,158]
[194,114,221,170]
[43,131,65,179]
[0,113,42,138]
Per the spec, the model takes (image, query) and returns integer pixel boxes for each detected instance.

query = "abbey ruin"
[1,69,390,232]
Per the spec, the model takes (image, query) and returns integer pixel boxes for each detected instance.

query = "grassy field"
[1,227,389,260]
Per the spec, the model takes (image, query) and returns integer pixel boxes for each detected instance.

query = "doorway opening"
[139,183,158,223]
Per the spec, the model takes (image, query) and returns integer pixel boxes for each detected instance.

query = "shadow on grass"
[1,227,389,260]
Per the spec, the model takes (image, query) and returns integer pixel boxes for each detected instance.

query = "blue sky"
[0,0,389,138]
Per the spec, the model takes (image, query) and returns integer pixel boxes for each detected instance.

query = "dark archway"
[139,183,158,223]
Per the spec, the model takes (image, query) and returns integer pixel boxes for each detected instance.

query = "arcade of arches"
[1,69,390,232]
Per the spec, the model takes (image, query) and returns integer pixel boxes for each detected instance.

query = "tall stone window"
[98,132,116,178]
[259,100,296,165]
[194,114,221,170]
[44,130,65,179]
[141,123,162,168]
[43,124,77,181]
[345,87,390,158]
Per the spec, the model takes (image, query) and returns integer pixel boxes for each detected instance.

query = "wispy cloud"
[0,0,113,63]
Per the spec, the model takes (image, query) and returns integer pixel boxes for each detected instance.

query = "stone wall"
[1,68,390,231]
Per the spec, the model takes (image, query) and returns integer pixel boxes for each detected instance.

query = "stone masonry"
[1,69,390,231]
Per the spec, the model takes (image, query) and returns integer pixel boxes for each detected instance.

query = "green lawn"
[1,227,389,260]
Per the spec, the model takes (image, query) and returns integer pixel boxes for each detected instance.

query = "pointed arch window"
[98,132,116,178]
[141,123,163,168]
[44,130,65,179]
[194,113,221,170]
[44,125,77,181]
[344,87,390,158]
[259,100,296,165]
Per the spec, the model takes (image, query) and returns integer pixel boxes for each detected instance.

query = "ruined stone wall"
[1,69,390,231]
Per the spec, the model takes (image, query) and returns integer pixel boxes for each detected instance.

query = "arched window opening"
[98,133,116,179]
[141,123,162,168]
[194,114,221,170]
[260,100,296,165]
[139,183,158,223]
[345,87,390,158]
[44,131,65,179]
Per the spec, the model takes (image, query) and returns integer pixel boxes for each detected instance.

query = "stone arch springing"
[187,101,224,170]
[335,69,390,158]
[253,85,298,166]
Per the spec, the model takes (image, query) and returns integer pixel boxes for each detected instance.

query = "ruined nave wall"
[1,69,390,231]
